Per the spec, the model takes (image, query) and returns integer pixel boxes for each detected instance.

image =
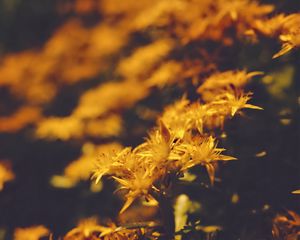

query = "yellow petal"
[205,164,215,185]
[244,104,263,110]
[159,119,171,142]
[120,196,135,214]
[272,43,293,59]
[218,155,237,161]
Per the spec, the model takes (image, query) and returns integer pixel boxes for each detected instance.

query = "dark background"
[0,0,299,239]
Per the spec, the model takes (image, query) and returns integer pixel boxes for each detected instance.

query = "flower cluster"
[64,217,157,240]
[93,70,262,213]
[0,0,298,239]
[272,211,300,240]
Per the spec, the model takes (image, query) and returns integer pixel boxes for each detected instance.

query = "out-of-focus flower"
[197,70,263,102]
[64,217,155,240]
[117,39,174,80]
[51,142,122,188]
[14,225,49,240]
[64,217,105,240]
[248,13,300,58]
[273,210,300,240]
[0,106,42,133]
[36,117,84,140]
[0,161,15,190]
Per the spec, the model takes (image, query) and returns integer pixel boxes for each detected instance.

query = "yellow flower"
[161,97,191,139]
[64,217,107,240]
[197,70,263,102]
[204,90,262,129]
[174,136,236,184]
[93,147,131,184]
[113,171,158,213]
[273,14,300,58]
[14,226,49,240]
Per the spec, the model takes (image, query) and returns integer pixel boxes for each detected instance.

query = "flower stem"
[158,194,175,240]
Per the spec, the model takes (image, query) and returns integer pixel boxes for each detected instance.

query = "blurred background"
[0,0,299,239]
